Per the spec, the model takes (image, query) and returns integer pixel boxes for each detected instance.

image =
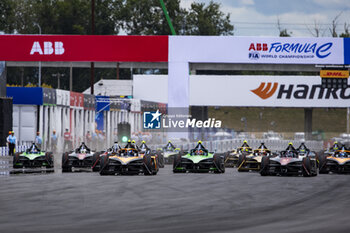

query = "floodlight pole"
[159,0,176,35]
[90,0,95,95]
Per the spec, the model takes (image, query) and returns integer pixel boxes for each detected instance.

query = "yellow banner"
[320,70,349,78]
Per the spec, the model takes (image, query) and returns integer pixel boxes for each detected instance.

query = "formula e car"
[138,140,164,168]
[237,143,272,172]
[99,147,158,175]
[62,142,99,172]
[156,141,181,165]
[13,143,54,168]
[319,145,350,174]
[260,143,317,177]
[173,141,225,173]
[91,142,121,172]
[224,140,252,167]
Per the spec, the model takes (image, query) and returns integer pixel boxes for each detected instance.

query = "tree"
[0,0,16,33]
[329,12,342,37]
[340,22,350,38]
[120,0,233,36]
[306,20,325,37]
[185,1,233,35]
[276,18,291,37]
[120,0,186,35]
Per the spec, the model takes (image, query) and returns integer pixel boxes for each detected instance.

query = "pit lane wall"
[4,87,143,154]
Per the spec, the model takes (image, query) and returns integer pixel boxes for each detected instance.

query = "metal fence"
[0,145,28,156]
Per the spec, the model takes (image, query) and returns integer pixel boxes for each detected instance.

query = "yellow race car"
[99,148,159,175]
[319,145,350,174]
[225,140,252,167]
[237,143,272,172]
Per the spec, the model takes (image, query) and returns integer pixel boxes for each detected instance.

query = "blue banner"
[95,96,110,131]
[7,87,43,105]
[96,96,110,112]
[344,38,350,65]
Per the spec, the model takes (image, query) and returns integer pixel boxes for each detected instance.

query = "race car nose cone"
[280,158,291,165]
[78,154,86,160]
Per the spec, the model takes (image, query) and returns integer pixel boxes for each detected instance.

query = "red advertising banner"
[70,91,84,108]
[0,35,168,62]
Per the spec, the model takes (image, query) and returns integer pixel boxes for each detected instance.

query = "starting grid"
[0,139,324,156]
[152,139,324,153]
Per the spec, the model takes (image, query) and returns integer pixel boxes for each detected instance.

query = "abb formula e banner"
[169,36,345,64]
[0,35,168,62]
[189,75,350,108]
[0,35,347,64]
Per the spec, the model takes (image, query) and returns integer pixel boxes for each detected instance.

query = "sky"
[180,0,350,37]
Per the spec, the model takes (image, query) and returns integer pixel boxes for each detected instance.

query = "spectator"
[63,128,72,151]
[98,131,105,150]
[35,132,43,150]
[51,130,58,153]
[6,131,16,156]
[85,131,92,148]
[92,129,98,151]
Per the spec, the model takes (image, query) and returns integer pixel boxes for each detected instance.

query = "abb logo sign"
[249,43,268,51]
[30,41,65,55]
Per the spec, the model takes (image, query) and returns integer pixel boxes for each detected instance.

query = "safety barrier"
[151,139,324,153]
[0,145,28,156]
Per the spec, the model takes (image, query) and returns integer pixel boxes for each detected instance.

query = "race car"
[260,143,317,177]
[13,143,54,168]
[156,141,181,165]
[326,141,342,153]
[138,140,164,168]
[297,142,318,163]
[99,147,158,175]
[91,142,121,172]
[237,143,272,172]
[61,142,99,172]
[173,141,225,173]
[318,145,350,174]
[224,140,252,167]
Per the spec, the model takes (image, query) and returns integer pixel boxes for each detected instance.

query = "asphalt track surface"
[0,154,350,233]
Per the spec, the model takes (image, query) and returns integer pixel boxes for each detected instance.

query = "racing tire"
[318,154,329,174]
[152,157,158,175]
[237,154,248,172]
[45,152,54,168]
[173,154,185,173]
[260,156,270,176]
[61,152,72,172]
[143,154,153,175]
[223,152,231,167]
[157,151,164,168]
[213,154,225,173]
[302,157,312,177]
[92,152,101,172]
[99,155,112,175]
[13,152,23,168]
